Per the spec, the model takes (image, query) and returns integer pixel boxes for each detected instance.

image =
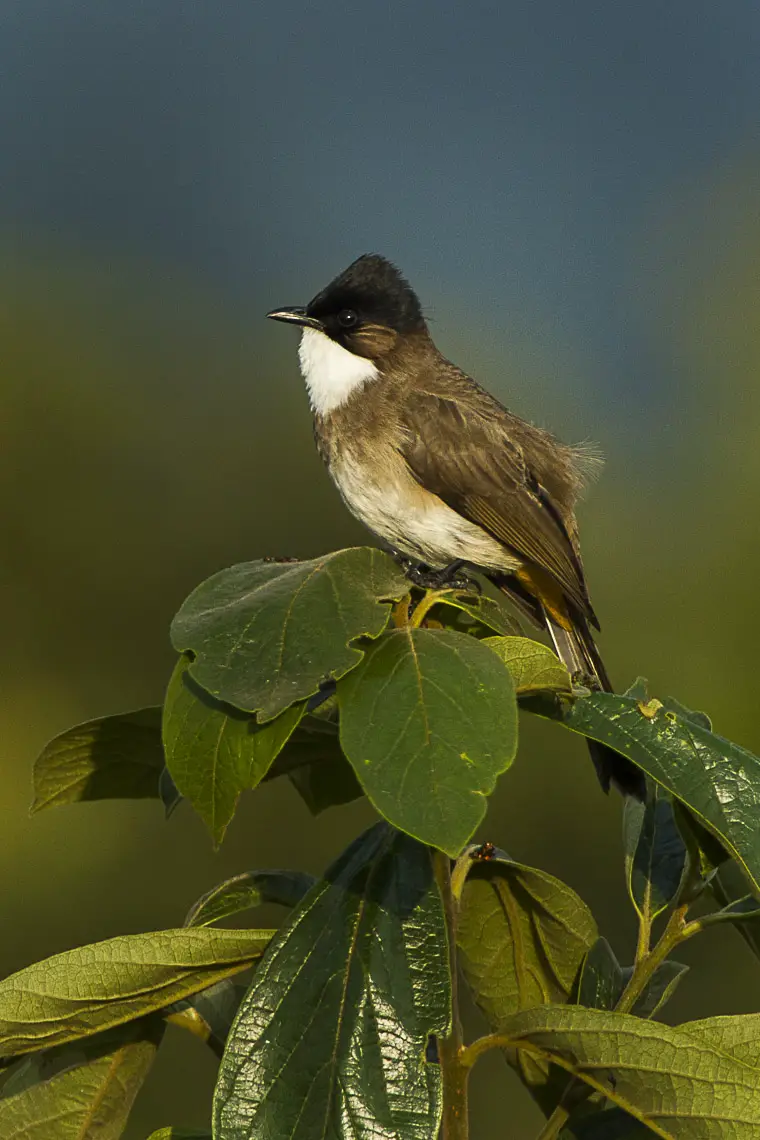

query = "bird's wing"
[398,386,596,623]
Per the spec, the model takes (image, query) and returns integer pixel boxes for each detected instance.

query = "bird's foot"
[401,559,482,595]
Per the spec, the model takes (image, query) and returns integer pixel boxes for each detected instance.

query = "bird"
[267,254,644,798]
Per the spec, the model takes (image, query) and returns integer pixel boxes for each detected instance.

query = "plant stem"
[433,849,469,1140]
[616,902,693,1014]
[410,589,451,628]
[534,1102,570,1140]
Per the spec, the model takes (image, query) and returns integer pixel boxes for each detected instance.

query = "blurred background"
[3,1,760,1134]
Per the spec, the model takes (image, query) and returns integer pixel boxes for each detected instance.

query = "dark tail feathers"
[488,572,644,799]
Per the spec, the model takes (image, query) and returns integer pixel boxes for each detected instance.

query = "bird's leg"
[402,558,482,595]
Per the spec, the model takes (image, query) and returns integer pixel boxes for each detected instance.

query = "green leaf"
[623,961,689,1020]
[170,547,410,720]
[457,850,597,1116]
[576,938,624,1011]
[533,690,760,893]
[683,1011,760,1066]
[623,787,686,922]
[457,851,598,1023]
[184,870,315,927]
[500,1005,760,1134]
[213,824,450,1140]
[31,709,164,814]
[484,636,572,696]
[163,655,303,844]
[429,590,521,637]
[338,628,518,855]
[0,927,272,1060]
[0,1020,162,1138]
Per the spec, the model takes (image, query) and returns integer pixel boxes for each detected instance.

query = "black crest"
[306,254,425,333]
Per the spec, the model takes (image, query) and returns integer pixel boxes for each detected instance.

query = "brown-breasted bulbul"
[268,254,644,798]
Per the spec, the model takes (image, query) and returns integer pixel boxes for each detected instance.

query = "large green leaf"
[31,709,163,814]
[0,928,272,1060]
[623,787,686,922]
[170,548,410,720]
[682,1011,760,1065]
[0,1020,162,1138]
[184,870,315,927]
[457,851,597,1115]
[213,824,450,1140]
[533,691,760,893]
[500,1005,760,1135]
[338,628,517,855]
[484,636,572,696]
[457,852,597,1023]
[163,655,303,844]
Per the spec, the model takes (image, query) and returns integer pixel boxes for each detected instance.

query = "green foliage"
[163,654,305,844]
[170,548,410,719]
[31,708,164,812]
[213,825,450,1140]
[338,627,518,854]
[184,870,315,927]
[0,1021,164,1139]
[0,928,272,1060]
[492,1005,760,1133]
[535,686,760,892]
[623,786,686,922]
[17,546,760,1138]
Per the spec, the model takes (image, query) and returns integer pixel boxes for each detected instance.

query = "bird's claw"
[401,560,482,595]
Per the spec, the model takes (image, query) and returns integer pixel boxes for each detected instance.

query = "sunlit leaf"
[457,849,596,1116]
[338,628,517,855]
[0,1019,162,1138]
[532,691,760,892]
[214,824,449,1140]
[501,1005,760,1134]
[0,928,272,1059]
[170,547,410,720]
[484,636,572,696]
[31,708,163,814]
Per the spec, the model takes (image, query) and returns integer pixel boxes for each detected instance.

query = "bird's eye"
[337,309,359,329]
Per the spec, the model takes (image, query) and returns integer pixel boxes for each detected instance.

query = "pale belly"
[330,454,518,572]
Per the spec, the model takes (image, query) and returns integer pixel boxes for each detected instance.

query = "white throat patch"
[298,327,379,416]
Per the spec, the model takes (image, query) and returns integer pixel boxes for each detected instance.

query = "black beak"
[266,307,324,330]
